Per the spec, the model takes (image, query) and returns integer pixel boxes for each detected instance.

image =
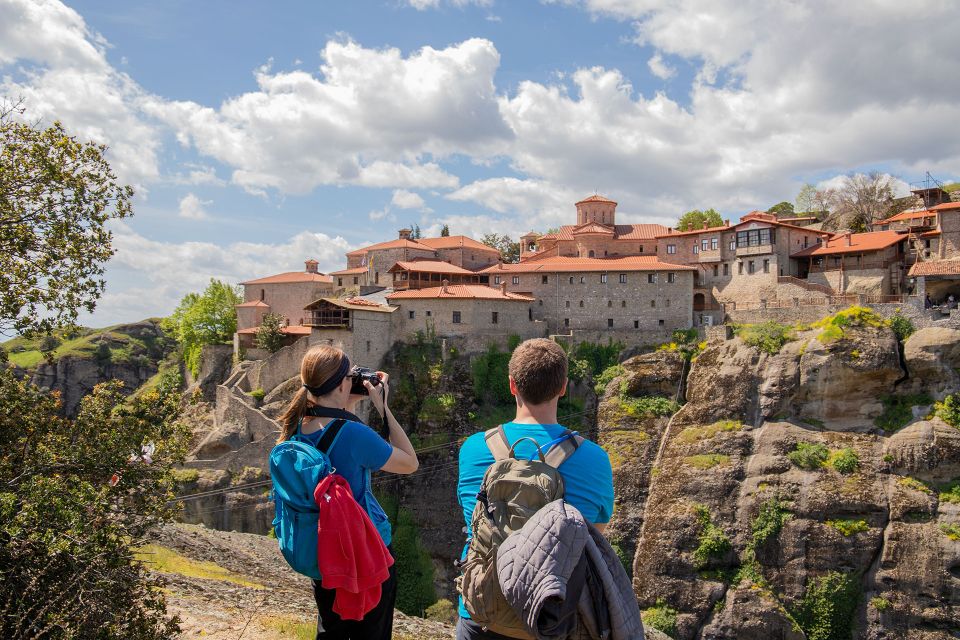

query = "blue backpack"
[270,419,346,579]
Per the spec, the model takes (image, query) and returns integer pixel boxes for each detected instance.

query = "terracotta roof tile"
[655,224,731,238]
[388,260,476,275]
[345,238,436,256]
[418,235,500,252]
[237,325,312,335]
[879,209,937,224]
[571,222,615,235]
[541,223,669,242]
[930,201,960,211]
[236,300,270,308]
[387,284,534,301]
[576,194,617,205]
[303,297,396,313]
[791,230,903,257]
[480,255,696,273]
[241,272,334,285]
[330,267,368,276]
[908,260,960,277]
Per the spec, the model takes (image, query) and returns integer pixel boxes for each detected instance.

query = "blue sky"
[2,0,959,325]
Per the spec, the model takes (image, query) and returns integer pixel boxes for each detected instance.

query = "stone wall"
[393,297,540,341]
[246,337,310,394]
[241,280,334,330]
[725,299,945,328]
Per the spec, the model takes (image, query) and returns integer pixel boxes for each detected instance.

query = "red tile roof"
[879,209,937,224]
[655,224,731,238]
[481,255,696,273]
[345,238,436,256]
[241,272,334,285]
[303,297,396,313]
[539,223,669,242]
[791,230,903,257]
[330,266,368,276]
[908,260,960,277]
[236,300,269,308]
[237,325,313,335]
[930,201,960,211]
[387,284,534,301]
[571,222,615,235]
[388,260,476,275]
[576,194,617,205]
[418,235,500,252]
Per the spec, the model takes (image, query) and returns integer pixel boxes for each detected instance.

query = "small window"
[353,277,359,285]
[650,300,656,308]
[738,262,744,275]
[658,319,664,326]
[426,310,432,317]
[579,301,584,307]
[569,276,574,284]
[608,300,613,307]
[492,311,498,324]
[666,299,671,308]
[702,239,709,251]
[601,274,608,283]
[729,240,736,251]
[541,275,548,284]
[494,275,501,285]
[260,289,265,301]
[564,318,569,327]
[619,274,627,283]
[337,277,343,287]
[375,271,379,284]
[667,272,675,283]
[763,259,769,274]
[639,245,644,253]
[667,244,677,254]
[723,263,729,276]
[453,311,461,324]
[565,300,570,308]
[588,250,595,257]
[366,341,371,352]
[408,310,415,319]
[711,238,718,250]
[748,261,755,274]
[538,300,543,306]
[512,276,520,285]
[648,273,657,284]
[579,276,585,284]
[693,244,699,254]
[633,320,639,329]
[607,318,614,328]
[712,265,718,277]
[621,300,626,307]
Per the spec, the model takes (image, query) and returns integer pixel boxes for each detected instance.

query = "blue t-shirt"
[456,422,615,618]
[299,419,394,546]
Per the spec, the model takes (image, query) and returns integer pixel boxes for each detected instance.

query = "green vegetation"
[827,448,860,475]
[692,505,731,569]
[594,363,626,395]
[135,544,264,589]
[676,208,723,232]
[255,312,286,353]
[641,599,678,638]
[733,321,794,355]
[938,479,960,504]
[471,342,514,405]
[897,476,933,495]
[788,442,830,470]
[826,519,870,536]
[425,599,458,624]
[171,467,200,484]
[0,367,189,638]
[601,430,650,472]
[376,492,437,616]
[657,328,704,360]
[250,387,265,402]
[262,616,316,640]
[617,392,680,419]
[481,233,520,263]
[751,496,792,551]
[790,571,861,640]
[933,392,960,429]
[418,392,457,423]
[875,393,932,432]
[940,523,960,540]
[870,597,891,612]
[677,419,742,444]
[163,279,241,377]
[568,338,624,379]
[1,103,133,336]
[607,534,633,578]
[888,313,915,341]
[809,306,886,344]
[684,454,731,470]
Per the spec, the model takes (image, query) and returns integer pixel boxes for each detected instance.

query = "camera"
[349,365,381,396]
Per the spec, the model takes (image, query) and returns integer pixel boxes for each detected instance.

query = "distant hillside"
[2,319,179,415]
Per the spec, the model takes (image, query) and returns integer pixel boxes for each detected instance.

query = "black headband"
[303,354,351,397]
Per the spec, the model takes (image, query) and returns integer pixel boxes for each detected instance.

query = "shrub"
[171,467,200,484]
[897,476,932,494]
[249,387,265,402]
[677,419,742,444]
[684,454,731,470]
[692,505,731,569]
[827,448,860,475]
[569,339,624,377]
[734,321,794,355]
[471,343,513,405]
[941,523,960,541]
[618,394,679,419]
[933,393,960,428]
[875,394,932,432]
[888,314,915,341]
[568,357,591,384]
[255,312,286,353]
[594,363,626,396]
[870,596,891,612]
[826,519,869,536]
[425,599,457,624]
[939,479,960,504]
[751,496,792,550]
[607,535,633,578]
[39,334,61,352]
[94,340,112,364]
[641,599,678,638]
[790,570,862,640]
[788,442,829,470]
[376,493,436,616]
[417,393,456,423]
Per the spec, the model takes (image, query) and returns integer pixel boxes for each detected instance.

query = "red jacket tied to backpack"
[313,474,394,620]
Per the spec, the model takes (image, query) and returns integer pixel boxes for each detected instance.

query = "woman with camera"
[278,344,419,639]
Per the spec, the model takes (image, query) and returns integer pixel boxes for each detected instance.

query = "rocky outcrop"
[617,321,960,640]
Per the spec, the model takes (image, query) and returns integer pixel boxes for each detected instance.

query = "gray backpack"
[457,426,583,638]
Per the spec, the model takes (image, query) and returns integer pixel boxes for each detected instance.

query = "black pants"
[312,559,397,640]
[456,617,523,640]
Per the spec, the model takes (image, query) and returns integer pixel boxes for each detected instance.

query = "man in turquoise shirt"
[456,338,615,640]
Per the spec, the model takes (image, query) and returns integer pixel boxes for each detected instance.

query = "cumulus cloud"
[390,189,427,210]
[177,193,211,220]
[406,0,493,9]
[647,53,675,80]
[0,0,162,185]
[145,38,508,194]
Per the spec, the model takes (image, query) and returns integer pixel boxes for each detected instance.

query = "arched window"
[588,250,595,258]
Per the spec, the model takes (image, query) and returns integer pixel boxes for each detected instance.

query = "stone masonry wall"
[242,281,334,329]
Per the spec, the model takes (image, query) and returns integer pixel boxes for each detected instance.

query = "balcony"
[697,249,722,263]
[735,244,774,257]
[304,309,350,328]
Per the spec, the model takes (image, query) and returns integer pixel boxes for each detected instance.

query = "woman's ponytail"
[277,344,346,443]
[278,387,309,443]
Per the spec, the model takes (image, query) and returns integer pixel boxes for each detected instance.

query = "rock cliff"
[603,320,960,639]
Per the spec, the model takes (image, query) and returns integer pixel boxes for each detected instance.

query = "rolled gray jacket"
[496,500,645,640]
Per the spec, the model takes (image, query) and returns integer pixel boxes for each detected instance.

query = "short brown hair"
[508,338,568,405]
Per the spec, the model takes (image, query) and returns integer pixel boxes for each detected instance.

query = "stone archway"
[693,292,706,311]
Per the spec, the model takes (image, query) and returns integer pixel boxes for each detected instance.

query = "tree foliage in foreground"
[676,208,723,231]
[255,312,286,353]
[162,279,240,377]
[0,367,190,639]
[0,100,133,336]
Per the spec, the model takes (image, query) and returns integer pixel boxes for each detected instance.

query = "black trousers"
[312,559,397,640]
[456,617,523,640]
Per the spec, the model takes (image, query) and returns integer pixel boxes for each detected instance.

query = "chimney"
[500,281,507,295]
[724,219,730,226]
[702,222,709,230]
[441,279,449,294]
[845,232,852,247]
[399,228,412,240]
[304,258,319,273]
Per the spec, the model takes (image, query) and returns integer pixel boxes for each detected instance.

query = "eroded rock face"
[621,323,960,640]
[902,328,960,400]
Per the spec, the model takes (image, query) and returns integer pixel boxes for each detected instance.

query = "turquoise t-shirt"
[456,422,615,618]
[299,419,394,546]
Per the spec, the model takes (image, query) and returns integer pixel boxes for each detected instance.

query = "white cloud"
[169,164,226,187]
[368,206,392,221]
[146,38,507,195]
[406,0,493,9]
[390,189,427,210]
[647,53,674,80]
[177,193,211,220]
[0,0,162,185]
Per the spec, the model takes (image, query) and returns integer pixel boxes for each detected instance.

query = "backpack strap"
[316,419,346,455]
[484,426,512,461]
[543,429,585,468]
